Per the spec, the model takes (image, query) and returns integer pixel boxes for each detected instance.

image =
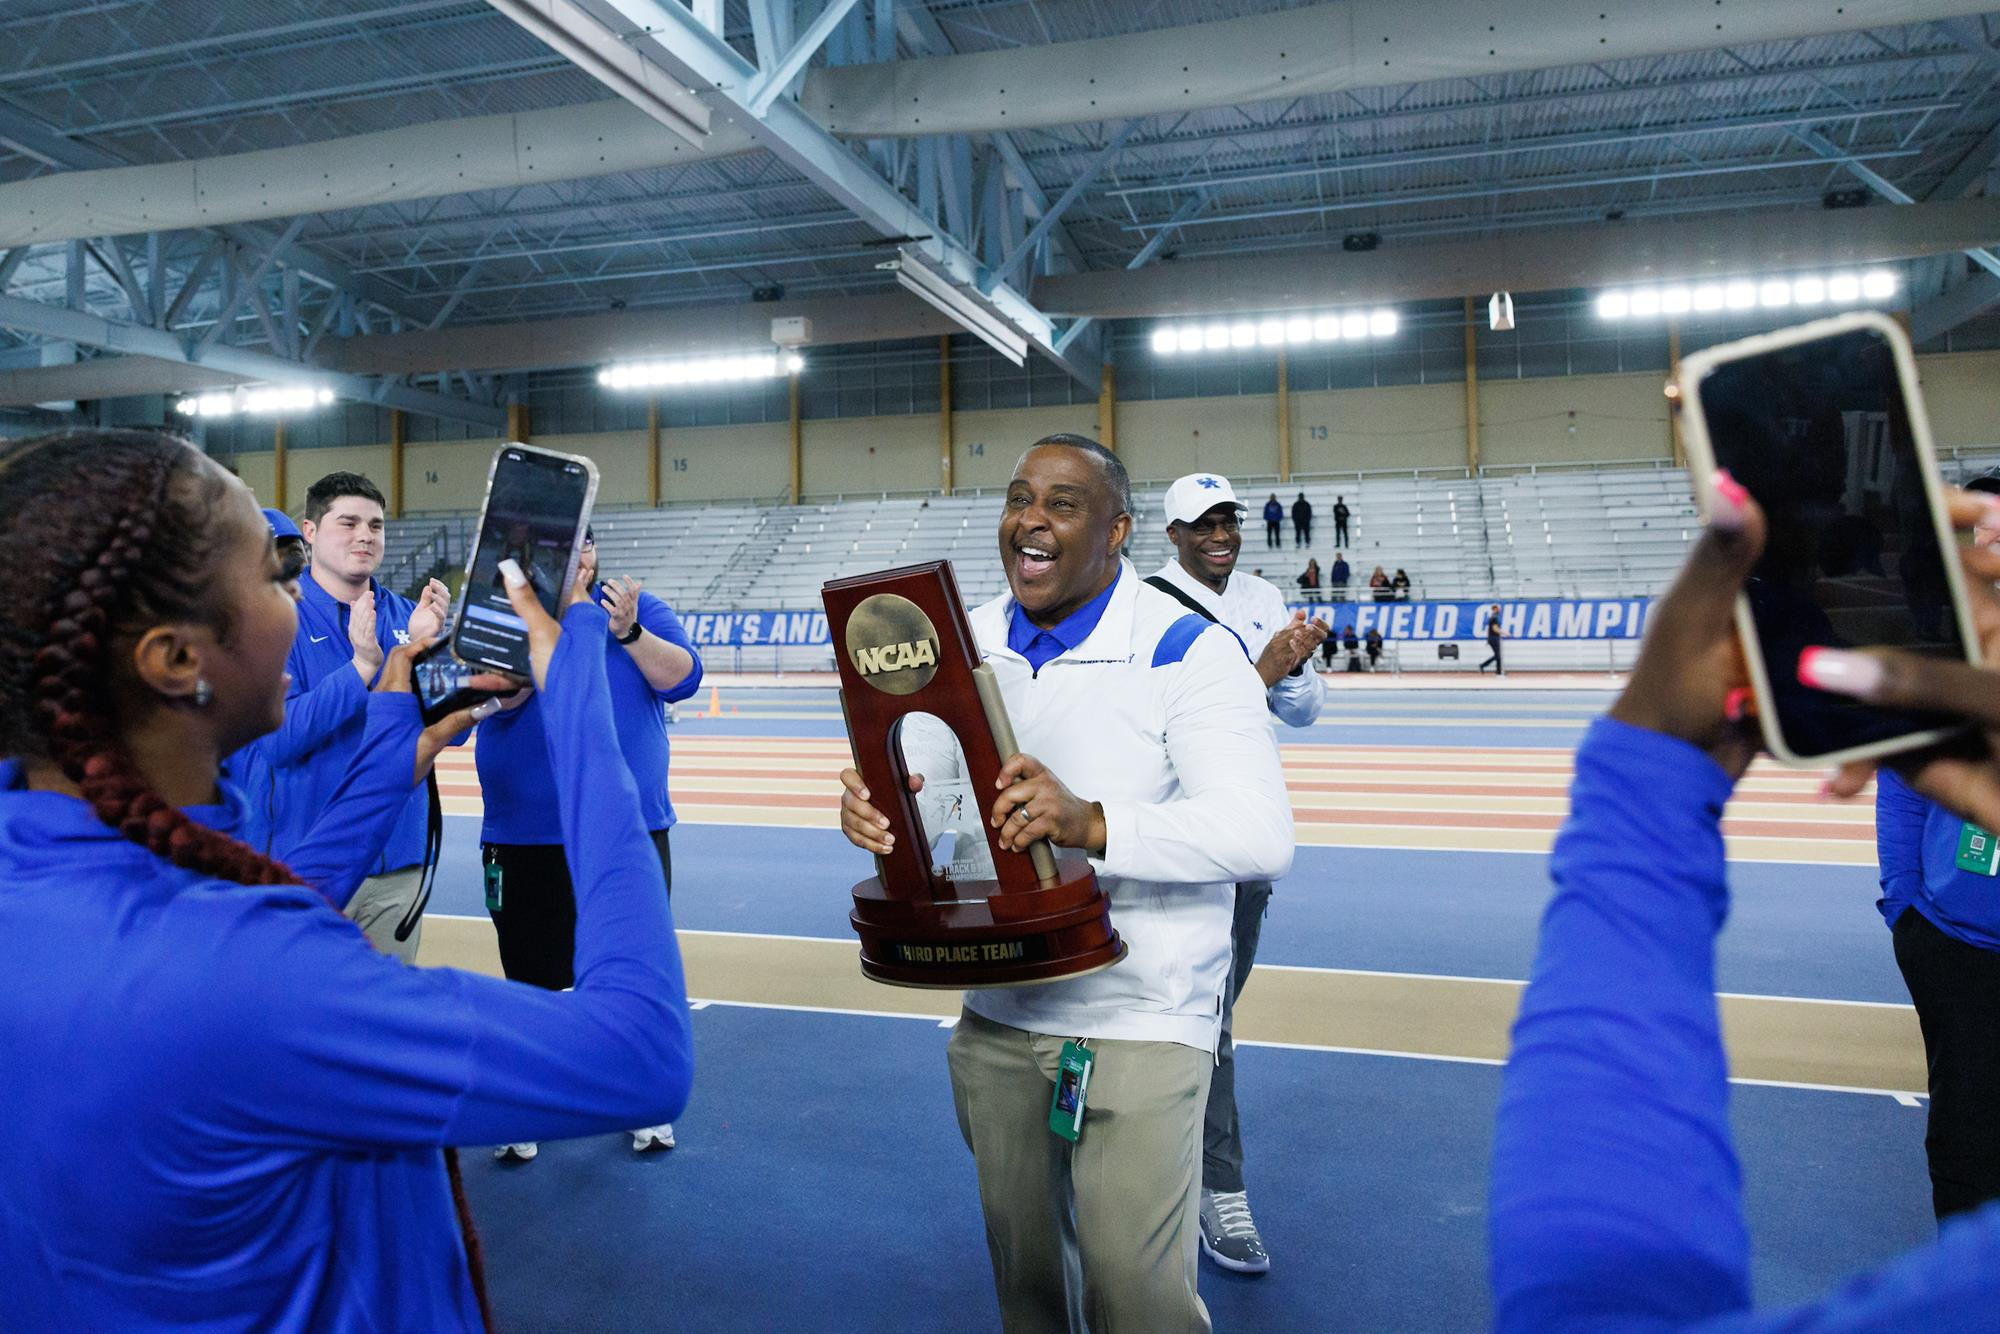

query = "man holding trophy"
[836,435,1294,1333]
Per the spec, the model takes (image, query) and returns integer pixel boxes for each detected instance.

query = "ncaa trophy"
[822,561,1125,988]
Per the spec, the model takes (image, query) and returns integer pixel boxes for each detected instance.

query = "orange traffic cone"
[705,684,722,717]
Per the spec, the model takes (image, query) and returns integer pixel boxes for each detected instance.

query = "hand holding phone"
[449,444,599,678]
[1676,312,1980,766]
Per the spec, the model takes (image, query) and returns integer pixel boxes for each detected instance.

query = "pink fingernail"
[1723,686,1754,723]
[1709,470,1750,532]
[1797,647,1883,698]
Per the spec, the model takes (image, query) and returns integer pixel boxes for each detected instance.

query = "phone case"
[1675,310,1981,768]
[449,442,601,677]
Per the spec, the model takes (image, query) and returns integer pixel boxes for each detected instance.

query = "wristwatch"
[616,622,643,645]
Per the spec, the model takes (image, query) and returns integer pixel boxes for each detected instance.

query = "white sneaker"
[493,1142,538,1162]
[631,1123,675,1153]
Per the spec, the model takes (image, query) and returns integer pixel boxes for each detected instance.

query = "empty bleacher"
[366,451,1999,672]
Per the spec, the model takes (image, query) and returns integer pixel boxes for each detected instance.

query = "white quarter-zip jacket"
[904,561,1295,1052]
[1149,559,1327,728]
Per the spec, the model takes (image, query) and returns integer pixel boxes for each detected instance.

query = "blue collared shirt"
[1007,568,1122,673]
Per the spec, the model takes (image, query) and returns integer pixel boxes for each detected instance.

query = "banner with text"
[680,599,1653,647]
[1294,598,1652,640]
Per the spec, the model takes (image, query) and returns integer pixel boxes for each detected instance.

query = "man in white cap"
[1148,471,1327,1277]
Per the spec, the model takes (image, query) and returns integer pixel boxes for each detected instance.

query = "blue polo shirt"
[1006,569,1121,673]
[476,587,704,845]
[271,569,427,873]
[1876,770,2000,951]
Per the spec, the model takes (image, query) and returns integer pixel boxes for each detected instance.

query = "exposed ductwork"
[7,193,1994,406]
[0,0,1992,248]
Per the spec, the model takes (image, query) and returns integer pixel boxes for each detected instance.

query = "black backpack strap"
[1143,575,1220,625]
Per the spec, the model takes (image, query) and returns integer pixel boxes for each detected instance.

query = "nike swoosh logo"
[309,635,329,644]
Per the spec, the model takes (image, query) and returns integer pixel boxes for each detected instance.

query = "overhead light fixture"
[1593,268,1900,321]
[1148,306,1402,356]
[1488,291,1515,332]
[174,385,335,417]
[598,351,802,390]
[895,248,1031,364]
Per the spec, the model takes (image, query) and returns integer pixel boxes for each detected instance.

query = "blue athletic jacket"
[1491,718,2000,1331]
[0,607,692,1330]
[1876,768,2000,952]
[477,586,703,845]
[269,570,427,871]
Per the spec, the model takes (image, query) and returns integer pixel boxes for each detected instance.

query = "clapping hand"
[600,576,644,641]
[349,584,384,681]
[407,578,451,643]
[1254,610,1331,686]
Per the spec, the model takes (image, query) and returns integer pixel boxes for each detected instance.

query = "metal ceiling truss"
[0,95,505,424]
[486,0,1110,389]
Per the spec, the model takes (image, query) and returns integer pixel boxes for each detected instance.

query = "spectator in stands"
[1392,567,1412,601]
[1298,558,1322,593]
[1320,626,1340,670]
[1369,566,1392,603]
[282,472,454,961]
[1263,494,1284,548]
[1492,475,2000,1331]
[1334,495,1352,545]
[1365,627,1384,671]
[838,437,1293,1330]
[1148,471,1327,1277]
[1342,623,1361,671]
[479,527,704,1164]
[1330,551,1351,600]
[1292,491,1313,547]
[1480,605,1506,676]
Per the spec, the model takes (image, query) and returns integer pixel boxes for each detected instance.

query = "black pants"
[485,829,673,991]
[1293,519,1310,546]
[1203,880,1272,1193]
[1335,519,1349,545]
[1265,519,1281,548]
[1893,906,2000,1221]
[1480,641,1504,673]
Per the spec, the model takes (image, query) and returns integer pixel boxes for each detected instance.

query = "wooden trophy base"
[850,855,1126,989]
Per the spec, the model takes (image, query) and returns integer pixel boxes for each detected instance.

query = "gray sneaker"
[1199,1188,1271,1275]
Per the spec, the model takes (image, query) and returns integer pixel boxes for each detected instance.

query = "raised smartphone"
[449,444,599,678]
[1677,310,1978,766]
[410,641,505,726]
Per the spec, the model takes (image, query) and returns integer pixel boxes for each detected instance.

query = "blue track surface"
[434,821,1904,1003]
[462,1005,1934,1332]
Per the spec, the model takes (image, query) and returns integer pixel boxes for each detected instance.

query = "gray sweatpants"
[1203,880,1272,1193]
[343,866,425,963]
[946,1007,1213,1334]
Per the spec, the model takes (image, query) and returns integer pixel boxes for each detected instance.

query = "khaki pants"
[946,1007,1213,1334]
[343,867,424,963]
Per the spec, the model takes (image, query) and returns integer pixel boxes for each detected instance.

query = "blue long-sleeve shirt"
[271,570,428,872]
[476,587,703,844]
[224,661,369,857]
[0,604,692,1331]
[1875,769,2000,951]
[1491,717,2000,1332]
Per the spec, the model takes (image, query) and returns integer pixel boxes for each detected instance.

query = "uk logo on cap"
[1197,476,1221,489]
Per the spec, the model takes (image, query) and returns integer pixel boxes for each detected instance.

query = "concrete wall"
[1916,351,2000,452]
[208,349,2000,512]
[1479,371,1673,467]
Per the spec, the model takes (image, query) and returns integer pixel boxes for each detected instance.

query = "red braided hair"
[0,431,299,885]
[0,430,495,1323]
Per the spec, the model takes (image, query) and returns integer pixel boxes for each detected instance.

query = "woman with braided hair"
[0,431,693,1330]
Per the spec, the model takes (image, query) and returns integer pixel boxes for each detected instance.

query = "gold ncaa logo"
[846,594,941,696]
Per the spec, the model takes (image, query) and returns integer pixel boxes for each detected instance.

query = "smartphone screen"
[454,446,595,676]
[411,643,500,725]
[1695,324,1966,760]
